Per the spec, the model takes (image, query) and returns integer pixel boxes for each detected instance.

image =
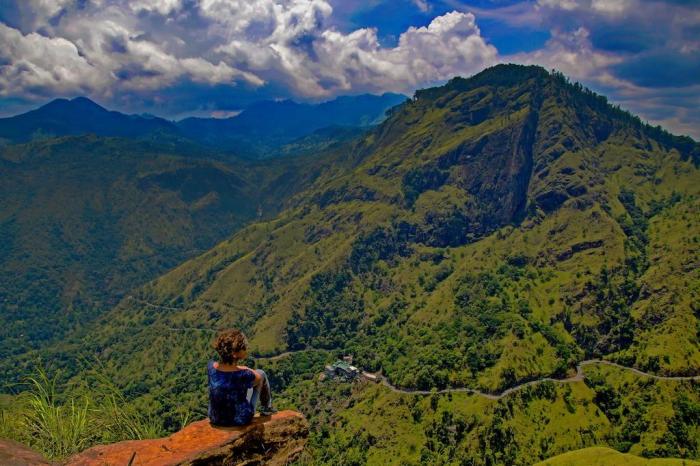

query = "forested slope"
[19,65,700,464]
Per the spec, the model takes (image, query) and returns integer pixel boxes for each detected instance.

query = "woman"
[208,328,276,426]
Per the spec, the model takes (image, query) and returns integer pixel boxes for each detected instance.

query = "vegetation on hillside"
[0,132,364,386]
[0,365,157,460]
[277,362,700,465]
[535,446,700,466]
[2,65,699,464]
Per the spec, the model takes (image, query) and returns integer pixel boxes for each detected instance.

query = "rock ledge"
[0,439,52,466]
[66,410,308,466]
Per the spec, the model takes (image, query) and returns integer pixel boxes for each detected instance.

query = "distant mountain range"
[0,97,179,143]
[0,93,407,158]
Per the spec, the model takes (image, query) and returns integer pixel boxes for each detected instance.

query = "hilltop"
[0,97,180,144]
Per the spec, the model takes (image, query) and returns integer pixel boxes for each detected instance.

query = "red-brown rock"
[0,438,52,466]
[65,410,308,466]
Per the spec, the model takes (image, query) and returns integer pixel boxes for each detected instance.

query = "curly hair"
[213,328,248,364]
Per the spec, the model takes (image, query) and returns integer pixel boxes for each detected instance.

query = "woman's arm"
[238,365,262,385]
[251,369,262,386]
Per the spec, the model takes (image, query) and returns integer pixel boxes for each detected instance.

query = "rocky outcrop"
[0,439,52,466]
[556,239,605,261]
[66,410,308,466]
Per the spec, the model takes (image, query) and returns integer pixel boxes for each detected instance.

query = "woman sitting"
[208,328,276,426]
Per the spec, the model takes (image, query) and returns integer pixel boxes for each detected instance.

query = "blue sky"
[0,0,699,138]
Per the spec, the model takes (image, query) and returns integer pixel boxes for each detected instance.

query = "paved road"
[124,296,700,400]
[375,359,700,400]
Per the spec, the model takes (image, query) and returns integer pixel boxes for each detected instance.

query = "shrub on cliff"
[0,365,158,460]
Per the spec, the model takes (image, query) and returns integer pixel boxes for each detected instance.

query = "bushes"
[420,410,471,463]
[0,365,158,460]
[402,165,449,207]
[656,395,700,458]
[572,266,637,356]
[286,270,365,350]
[348,222,415,274]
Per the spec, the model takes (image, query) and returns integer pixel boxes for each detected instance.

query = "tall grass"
[86,367,160,442]
[20,371,93,458]
[0,364,159,460]
[0,407,21,440]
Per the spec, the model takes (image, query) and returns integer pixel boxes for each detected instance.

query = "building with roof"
[324,360,360,381]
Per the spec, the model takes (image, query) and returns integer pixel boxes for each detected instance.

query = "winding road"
[123,295,700,400]
[375,359,700,400]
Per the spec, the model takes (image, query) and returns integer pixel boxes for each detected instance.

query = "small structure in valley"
[324,360,360,381]
[361,371,379,383]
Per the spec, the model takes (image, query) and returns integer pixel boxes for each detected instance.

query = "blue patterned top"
[207,360,256,426]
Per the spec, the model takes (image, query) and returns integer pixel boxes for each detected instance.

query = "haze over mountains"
[1,65,699,465]
[0,93,406,159]
[0,97,180,143]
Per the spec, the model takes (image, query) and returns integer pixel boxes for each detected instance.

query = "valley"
[1,65,698,465]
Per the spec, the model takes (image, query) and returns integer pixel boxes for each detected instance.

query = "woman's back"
[207,360,255,426]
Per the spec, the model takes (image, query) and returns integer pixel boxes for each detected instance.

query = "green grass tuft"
[0,365,159,460]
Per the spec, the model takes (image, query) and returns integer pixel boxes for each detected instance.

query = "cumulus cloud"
[128,0,184,15]
[510,27,624,87]
[215,8,496,96]
[535,0,700,55]
[0,23,107,98]
[0,0,698,138]
[0,0,497,103]
[0,1,262,102]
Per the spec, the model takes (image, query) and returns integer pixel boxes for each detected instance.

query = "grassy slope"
[535,447,700,466]
[269,359,699,465]
[79,69,699,385]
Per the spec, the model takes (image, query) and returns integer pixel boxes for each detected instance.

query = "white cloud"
[0,23,107,98]
[0,3,262,100]
[536,0,636,16]
[0,0,498,100]
[128,0,183,15]
[215,9,497,96]
[590,0,632,15]
[510,27,623,85]
[413,0,430,13]
[537,0,579,11]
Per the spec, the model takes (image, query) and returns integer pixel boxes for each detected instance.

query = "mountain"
[0,93,406,159]
[0,97,180,144]
[176,93,407,158]
[7,65,700,464]
[0,132,364,385]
